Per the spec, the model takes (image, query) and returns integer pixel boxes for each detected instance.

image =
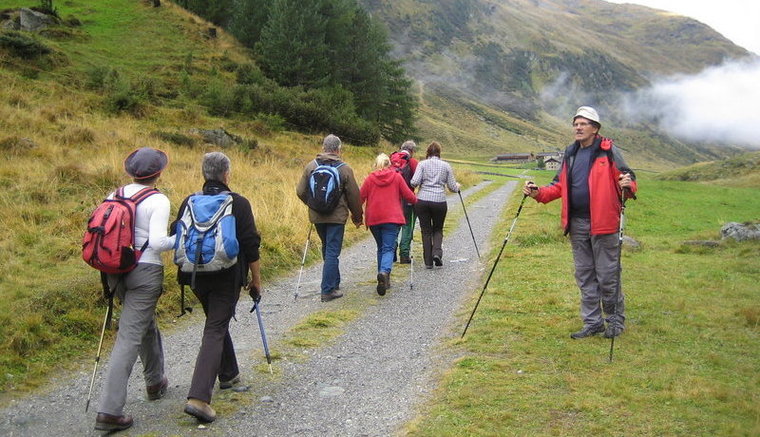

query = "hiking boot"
[604,324,624,338]
[219,375,240,390]
[185,398,216,423]
[146,375,168,400]
[433,256,443,267]
[321,290,343,302]
[399,255,411,264]
[570,324,605,339]
[376,272,389,296]
[95,413,134,431]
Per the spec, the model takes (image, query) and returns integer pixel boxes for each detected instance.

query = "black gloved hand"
[248,284,261,302]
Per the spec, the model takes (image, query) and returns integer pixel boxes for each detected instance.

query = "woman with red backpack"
[360,153,417,295]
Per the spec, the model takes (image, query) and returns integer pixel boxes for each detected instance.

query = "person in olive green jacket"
[296,134,363,302]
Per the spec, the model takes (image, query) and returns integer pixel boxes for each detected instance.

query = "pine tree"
[255,0,329,88]
[376,59,418,144]
[229,0,270,49]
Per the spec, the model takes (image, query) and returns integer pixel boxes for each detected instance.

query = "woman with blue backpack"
[172,152,263,423]
[360,153,417,295]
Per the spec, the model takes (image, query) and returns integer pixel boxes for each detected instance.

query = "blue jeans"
[315,223,345,294]
[370,223,401,274]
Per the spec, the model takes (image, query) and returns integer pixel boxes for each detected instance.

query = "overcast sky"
[604,0,760,55]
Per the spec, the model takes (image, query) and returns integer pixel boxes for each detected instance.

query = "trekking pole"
[409,234,414,291]
[177,285,193,317]
[462,188,534,339]
[609,182,635,362]
[294,225,313,301]
[250,297,273,373]
[85,297,113,412]
[458,191,481,259]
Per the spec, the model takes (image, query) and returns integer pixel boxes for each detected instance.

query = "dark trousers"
[414,200,448,267]
[188,275,240,403]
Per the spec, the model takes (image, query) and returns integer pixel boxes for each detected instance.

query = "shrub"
[0,31,51,59]
[236,63,266,85]
[150,130,196,147]
[201,76,234,116]
[84,65,110,90]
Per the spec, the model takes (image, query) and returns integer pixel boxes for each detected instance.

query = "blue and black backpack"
[306,160,346,214]
[174,192,239,288]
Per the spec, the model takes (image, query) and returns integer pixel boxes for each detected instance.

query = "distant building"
[536,151,562,160]
[543,157,561,171]
[491,153,534,163]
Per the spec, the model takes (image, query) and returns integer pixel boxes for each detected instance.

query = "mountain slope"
[361,0,751,169]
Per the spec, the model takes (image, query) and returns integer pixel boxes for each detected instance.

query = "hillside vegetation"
[0,0,413,396]
[657,151,760,187]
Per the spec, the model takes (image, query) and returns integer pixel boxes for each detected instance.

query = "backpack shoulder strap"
[130,187,159,204]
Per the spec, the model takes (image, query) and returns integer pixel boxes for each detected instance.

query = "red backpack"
[82,186,158,274]
[390,150,413,189]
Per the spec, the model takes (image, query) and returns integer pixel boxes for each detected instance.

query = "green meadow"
[405,170,760,436]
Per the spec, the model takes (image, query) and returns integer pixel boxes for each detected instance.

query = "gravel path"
[0,179,517,437]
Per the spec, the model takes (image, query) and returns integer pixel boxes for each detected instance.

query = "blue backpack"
[306,160,346,214]
[174,193,239,287]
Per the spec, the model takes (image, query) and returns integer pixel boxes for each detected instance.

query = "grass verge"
[405,171,760,436]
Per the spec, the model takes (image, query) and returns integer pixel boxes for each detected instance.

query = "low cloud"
[622,58,760,147]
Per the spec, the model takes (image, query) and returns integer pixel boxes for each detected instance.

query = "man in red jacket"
[523,106,637,340]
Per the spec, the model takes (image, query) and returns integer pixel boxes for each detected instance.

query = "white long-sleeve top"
[108,183,174,265]
[410,156,459,203]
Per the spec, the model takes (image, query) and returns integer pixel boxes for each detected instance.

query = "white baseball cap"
[573,106,600,125]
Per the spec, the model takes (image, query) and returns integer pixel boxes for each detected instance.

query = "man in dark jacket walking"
[524,106,637,340]
[175,152,262,423]
[296,134,363,302]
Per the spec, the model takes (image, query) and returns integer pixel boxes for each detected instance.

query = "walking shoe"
[219,375,240,390]
[399,255,411,264]
[433,256,443,266]
[95,413,134,431]
[146,375,168,400]
[185,398,216,423]
[376,272,389,296]
[604,324,624,338]
[320,290,343,302]
[570,324,605,339]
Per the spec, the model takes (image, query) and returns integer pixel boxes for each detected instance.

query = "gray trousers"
[98,263,165,416]
[570,217,625,327]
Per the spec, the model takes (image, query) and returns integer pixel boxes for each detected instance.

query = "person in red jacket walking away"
[523,106,637,340]
[360,153,417,296]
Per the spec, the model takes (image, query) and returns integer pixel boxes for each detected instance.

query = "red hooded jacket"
[360,168,417,226]
[534,136,637,235]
